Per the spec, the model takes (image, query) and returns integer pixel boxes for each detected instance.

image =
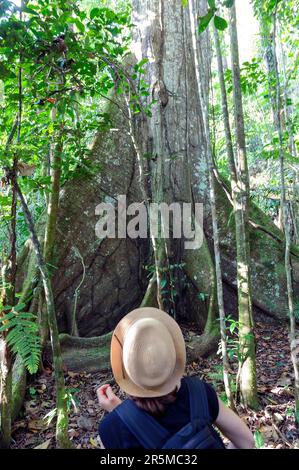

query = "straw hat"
[110,307,186,398]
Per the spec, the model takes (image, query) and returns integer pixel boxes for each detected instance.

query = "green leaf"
[138,58,149,67]
[208,0,216,7]
[29,387,37,396]
[198,10,215,34]
[13,302,26,312]
[90,7,101,20]
[0,62,14,79]
[214,15,228,30]
[67,18,85,33]
[0,310,41,374]
[198,292,207,301]
[182,0,188,6]
[254,430,265,449]
[44,408,57,426]
[23,6,39,16]
[223,0,234,7]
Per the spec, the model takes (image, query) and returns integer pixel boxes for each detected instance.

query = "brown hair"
[129,388,178,417]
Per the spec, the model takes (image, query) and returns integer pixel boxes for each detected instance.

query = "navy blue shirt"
[99,377,219,449]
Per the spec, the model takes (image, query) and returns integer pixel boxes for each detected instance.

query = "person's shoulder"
[182,375,219,421]
[183,375,216,391]
[188,375,218,399]
[201,380,220,422]
[202,379,217,396]
[178,376,189,394]
[181,375,209,387]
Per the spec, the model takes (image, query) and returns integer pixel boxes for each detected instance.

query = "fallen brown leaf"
[34,439,51,449]
[28,419,47,431]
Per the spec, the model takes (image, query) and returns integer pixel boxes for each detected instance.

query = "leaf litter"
[10,321,299,449]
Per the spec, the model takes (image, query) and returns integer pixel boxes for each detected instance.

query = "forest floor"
[11,320,299,449]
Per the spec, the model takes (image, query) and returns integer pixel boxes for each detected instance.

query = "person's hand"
[96,384,122,412]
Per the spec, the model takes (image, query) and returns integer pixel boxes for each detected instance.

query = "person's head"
[110,307,186,415]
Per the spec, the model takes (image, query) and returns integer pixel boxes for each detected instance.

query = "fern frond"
[0,309,41,374]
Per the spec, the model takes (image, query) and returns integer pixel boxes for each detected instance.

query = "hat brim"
[110,307,186,398]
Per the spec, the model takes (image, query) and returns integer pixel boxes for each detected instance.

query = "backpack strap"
[185,376,211,431]
[114,399,170,449]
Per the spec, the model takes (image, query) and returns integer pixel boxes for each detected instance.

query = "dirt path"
[11,321,299,449]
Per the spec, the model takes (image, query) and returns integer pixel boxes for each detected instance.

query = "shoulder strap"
[185,376,211,430]
[114,399,170,449]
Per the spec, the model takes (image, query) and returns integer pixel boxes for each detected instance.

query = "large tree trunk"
[130,0,218,339]
[15,0,299,378]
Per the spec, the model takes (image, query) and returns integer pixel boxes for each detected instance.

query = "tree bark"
[40,124,64,348]
[213,24,236,180]
[229,2,258,409]
[130,0,218,344]
[0,165,17,448]
[272,8,299,424]
[189,0,235,409]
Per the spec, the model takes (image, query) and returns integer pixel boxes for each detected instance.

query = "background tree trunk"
[272,8,299,424]
[189,0,234,409]
[229,2,258,409]
[39,125,64,348]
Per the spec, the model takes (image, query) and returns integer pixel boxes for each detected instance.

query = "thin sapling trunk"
[229,2,258,409]
[14,182,72,448]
